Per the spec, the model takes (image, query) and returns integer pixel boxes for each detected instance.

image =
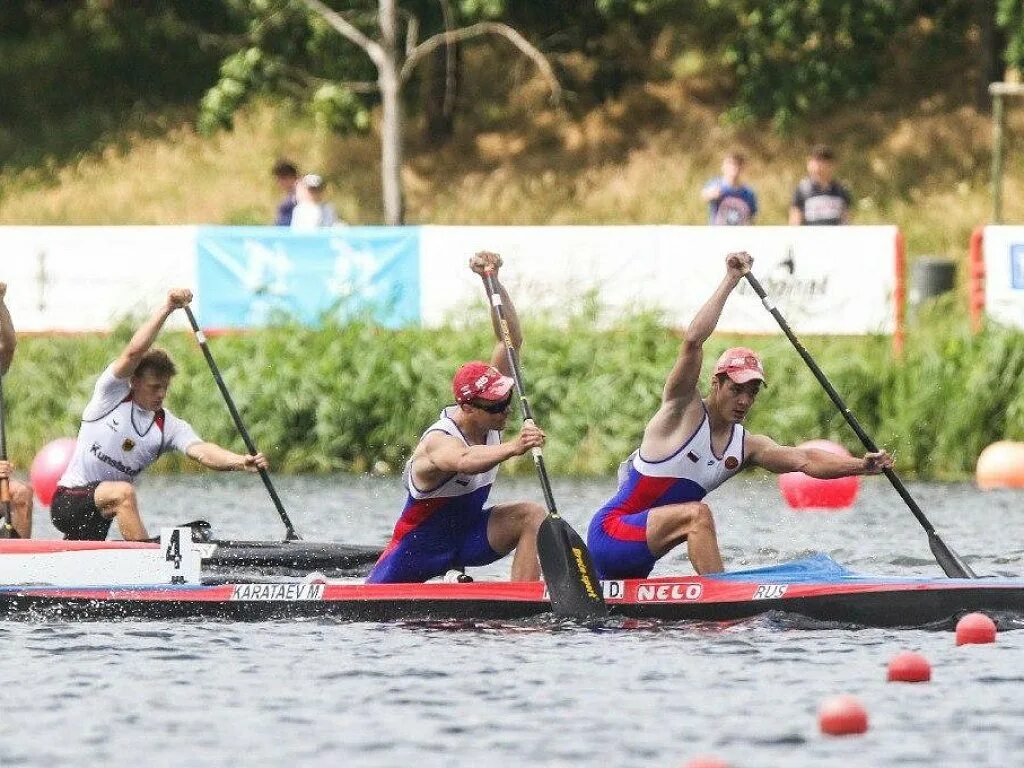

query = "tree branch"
[402,22,561,104]
[437,0,456,117]
[406,15,419,59]
[299,0,387,69]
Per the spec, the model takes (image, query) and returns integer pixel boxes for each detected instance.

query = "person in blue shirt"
[700,151,758,225]
[272,159,299,226]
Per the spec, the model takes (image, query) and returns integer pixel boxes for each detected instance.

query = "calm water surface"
[3,473,1023,767]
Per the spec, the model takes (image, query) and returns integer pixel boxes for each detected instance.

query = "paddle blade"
[929,533,976,579]
[537,516,607,620]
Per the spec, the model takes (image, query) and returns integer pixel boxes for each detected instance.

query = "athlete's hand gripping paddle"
[184,307,301,542]
[482,269,607,619]
[743,269,975,579]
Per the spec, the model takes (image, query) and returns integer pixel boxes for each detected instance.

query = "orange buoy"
[976,441,1024,489]
[887,651,932,682]
[818,695,869,736]
[779,439,860,510]
[956,612,997,645]
[29,437,77,507]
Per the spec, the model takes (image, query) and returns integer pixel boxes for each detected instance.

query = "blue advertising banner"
[196,227,420,328]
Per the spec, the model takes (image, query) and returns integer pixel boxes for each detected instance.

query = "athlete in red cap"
[588,251,893,578]
[367,252,547,583]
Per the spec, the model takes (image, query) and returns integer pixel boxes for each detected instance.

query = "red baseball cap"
[452,362,515,404]
[713,346,766,385]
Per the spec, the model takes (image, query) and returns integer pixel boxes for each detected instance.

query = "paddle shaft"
[743,271,975,578]
[481,270,606,618]
[0,374,12,531]
[480,273,558,513]
[184,307,300,541]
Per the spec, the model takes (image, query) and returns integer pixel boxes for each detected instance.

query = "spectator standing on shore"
[272,159,300,226]
[291,174,339,230]
[700,151,757,226]
[789,145,852,225]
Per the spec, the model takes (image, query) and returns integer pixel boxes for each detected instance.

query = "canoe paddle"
[0,375,17,538]
[482,270,607,619]
[743,270,975,579]
[184,307,301,541]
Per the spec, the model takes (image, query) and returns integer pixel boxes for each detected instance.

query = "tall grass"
[3,306,1022,479]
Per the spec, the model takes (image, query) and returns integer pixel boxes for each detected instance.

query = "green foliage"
[708,0,903,130]
[5,311,1024,479]
[0,2,240,171]
[998,0,1024,71]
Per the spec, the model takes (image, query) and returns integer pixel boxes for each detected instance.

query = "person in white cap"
[587,251,893,578]
[366,252,547,584]
[291,173,339,230]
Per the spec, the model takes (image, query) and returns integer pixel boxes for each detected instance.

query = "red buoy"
[818,695,869,736]
[887,651,932,682]
[29,437,76,507]
[779,439,860,510]
[956,612,997,645]
[683,758,729,768]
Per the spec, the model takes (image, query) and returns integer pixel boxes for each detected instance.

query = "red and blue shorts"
[366,506,501,584]
[587,507,658,579]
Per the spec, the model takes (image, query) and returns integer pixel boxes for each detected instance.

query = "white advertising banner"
[419,226,900,334]
[0,226,197,332]
[981,225,1024,328]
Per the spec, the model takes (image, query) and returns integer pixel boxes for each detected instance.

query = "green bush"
[4,308,1022,479]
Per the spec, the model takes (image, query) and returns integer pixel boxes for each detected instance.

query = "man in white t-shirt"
[50,289,269,541]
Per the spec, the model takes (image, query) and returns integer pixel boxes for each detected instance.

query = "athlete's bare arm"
[185,442,269,472]
[411,424,544,488]
[111,288,193,378]
[643,252,752,450]
[0,283,15,376]
[745,433,893,478]
[470,252,523,377]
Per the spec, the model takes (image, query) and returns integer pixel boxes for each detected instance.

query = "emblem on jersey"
[122,438,136,452]
[687,451,699,463]
[725,456,739,470]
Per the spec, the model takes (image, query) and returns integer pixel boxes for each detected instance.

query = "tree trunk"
[977,0,1004,112]
[378,0,405,225]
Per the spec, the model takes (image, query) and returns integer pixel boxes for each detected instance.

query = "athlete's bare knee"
[101,482,136,510]
[11,483,32,508]
[692,503,716,534]
[523,502,545,530]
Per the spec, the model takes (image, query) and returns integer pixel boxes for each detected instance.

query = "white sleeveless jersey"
[403,406,501,502]
[58,365,203,487]
[605,405,746,515]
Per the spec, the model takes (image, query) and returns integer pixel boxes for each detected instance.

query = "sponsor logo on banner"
[636,582,703,603]
[1011,244,1024,289]
[231,583,325,601]
[752,584,787,600]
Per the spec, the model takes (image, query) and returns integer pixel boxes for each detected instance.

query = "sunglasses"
[471,394,513,414]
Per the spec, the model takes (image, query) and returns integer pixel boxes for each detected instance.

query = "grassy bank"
[4,305,1022,479]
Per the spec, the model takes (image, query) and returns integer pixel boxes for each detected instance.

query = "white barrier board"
[981,226,1024,328]
[419,226,899,334]
[0,226,197,332]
